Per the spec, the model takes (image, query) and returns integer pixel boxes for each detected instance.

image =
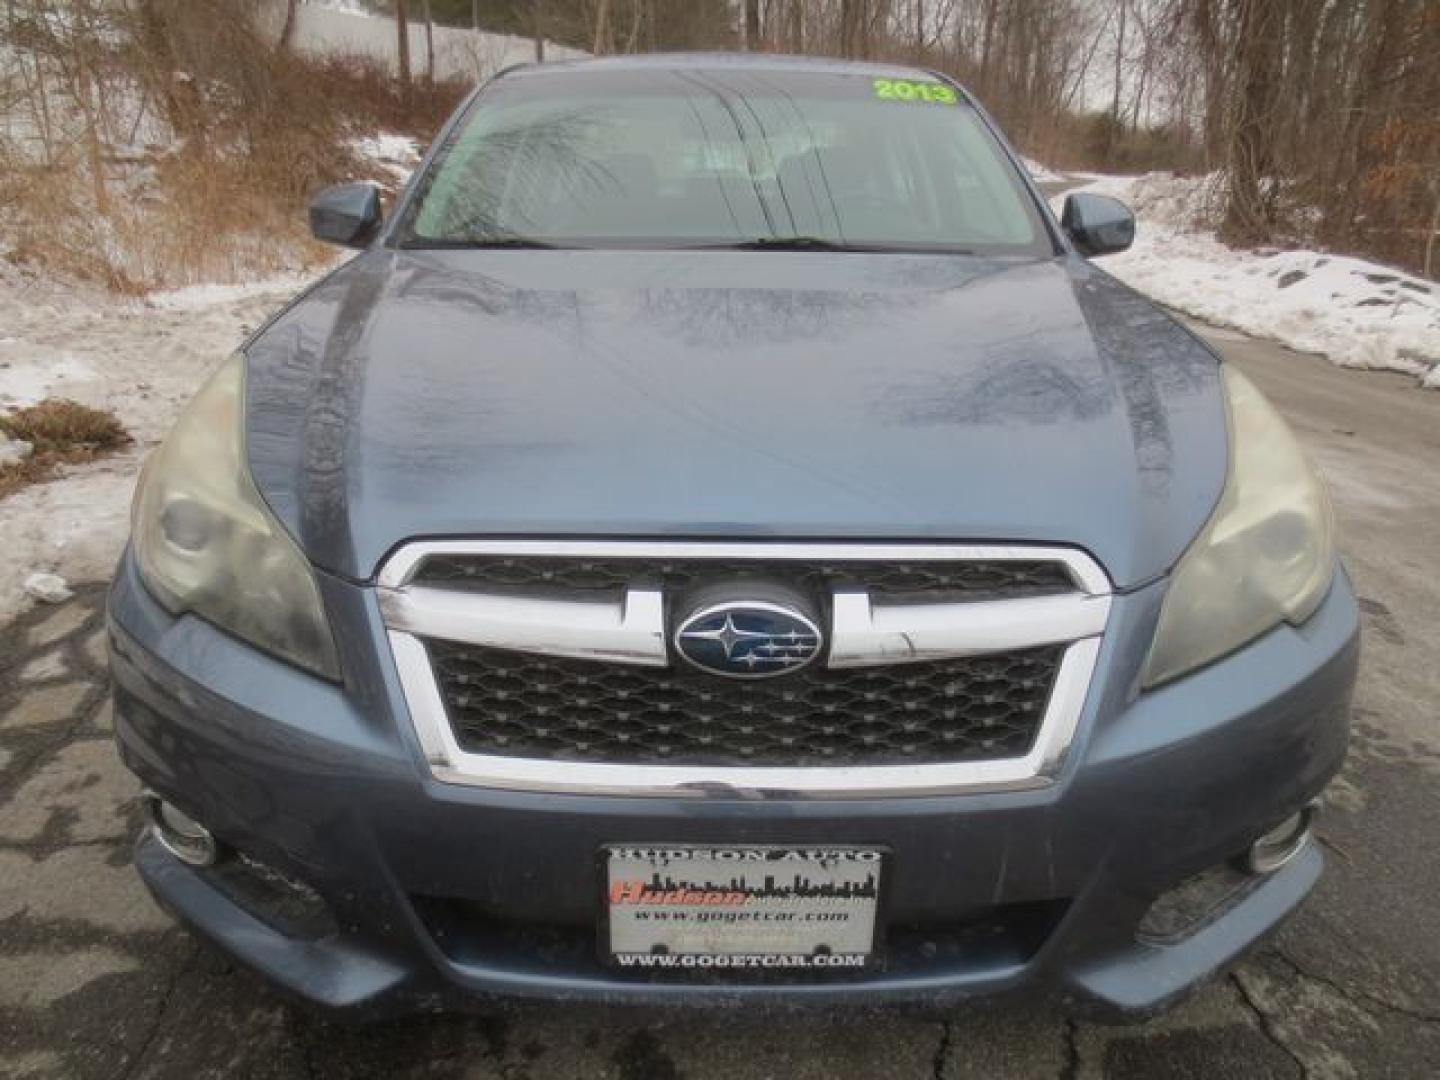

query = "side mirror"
[309,183,383,248]
[1061,193,1135,257]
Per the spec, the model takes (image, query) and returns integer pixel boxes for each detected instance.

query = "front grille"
[413,554,1076,601]
[426,639,1061,767]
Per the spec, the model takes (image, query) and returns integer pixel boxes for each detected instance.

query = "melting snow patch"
[0,268,312,621]
[351,133,423,185]
[310,0,373,14]
[1055,173,1440,387]
[1,351,99,412]
[23,572,73,604]
[146,275,329,312]
[0,435,32,467]
[1021,156,1063,184]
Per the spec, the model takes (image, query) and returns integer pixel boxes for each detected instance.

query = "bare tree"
[839,0,865,57]
[277,0,298,53]
[421,0,435,85]
[1218,0,1282,240]
[1110,0,1126,130]
[1427,182,1439,280]
[395,0,412,85]
[592,0,611,53]
[1176,0,1440,275]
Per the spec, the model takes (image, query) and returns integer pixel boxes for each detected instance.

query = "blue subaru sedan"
[108,54,1357,1017]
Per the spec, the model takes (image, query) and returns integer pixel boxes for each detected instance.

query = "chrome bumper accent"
[378,540,1113,799]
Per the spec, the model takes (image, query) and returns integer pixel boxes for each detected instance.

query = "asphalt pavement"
[1,323,1437,1079]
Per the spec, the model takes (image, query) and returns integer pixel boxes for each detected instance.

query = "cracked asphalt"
[1,325,1438,1078]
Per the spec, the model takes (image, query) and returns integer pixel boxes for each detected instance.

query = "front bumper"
[108,550,1358,1017]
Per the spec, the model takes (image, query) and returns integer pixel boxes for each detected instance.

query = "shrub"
[0,399,131,499]
[0,0,468,291]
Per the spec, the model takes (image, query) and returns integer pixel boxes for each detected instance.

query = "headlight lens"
[1143,366,1334,687]
[132,353,340,680]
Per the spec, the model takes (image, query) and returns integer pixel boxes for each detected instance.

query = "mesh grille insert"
[426,640,1062,767]
[413,555,1076,601]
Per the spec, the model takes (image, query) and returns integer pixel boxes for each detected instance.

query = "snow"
[1021,156,1064,184]
[23,573,72,604]
[0,434,32,467]
[1054,172,1440,386]
[353,133,421,164]
[146,274,328,313]
[0,350,97,413]
[307,0,372,14]
[0,268,308,621]
[280,4,587,81]
[351,133,423,185]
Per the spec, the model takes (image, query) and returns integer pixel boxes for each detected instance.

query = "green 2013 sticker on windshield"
[873,78,958,104]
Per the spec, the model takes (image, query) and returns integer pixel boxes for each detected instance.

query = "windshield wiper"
[721,236,860,251]
[400,236,563,250]
[706,237,977,254]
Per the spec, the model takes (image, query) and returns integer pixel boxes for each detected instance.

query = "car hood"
[244,249,1226,589]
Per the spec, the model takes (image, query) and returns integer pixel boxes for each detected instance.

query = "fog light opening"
[142,791,221,868]
[1245,800,1319,875]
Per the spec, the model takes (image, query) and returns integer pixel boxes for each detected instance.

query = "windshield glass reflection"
[400,67,1051,256]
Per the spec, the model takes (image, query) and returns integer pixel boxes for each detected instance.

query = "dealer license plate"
[604,845,883,972]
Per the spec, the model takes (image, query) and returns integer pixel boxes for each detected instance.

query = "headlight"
[132,353,340,680]
[1143,366,1334,687]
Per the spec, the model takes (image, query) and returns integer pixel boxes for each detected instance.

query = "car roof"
[504,51,958,85]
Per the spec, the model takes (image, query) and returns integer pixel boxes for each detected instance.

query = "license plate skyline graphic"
[606,846,882,960]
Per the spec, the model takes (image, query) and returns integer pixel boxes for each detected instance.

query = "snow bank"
[1056,172,1440,386]
[1021,156,1064,184]
[146,273,333,313]
[0,434,32,467]
[0,269,307,620]
[276,3,587,82]
[308,0,370,14]
[351,132,424,185]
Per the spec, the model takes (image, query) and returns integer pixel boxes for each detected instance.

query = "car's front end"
[108,55,1357,1019]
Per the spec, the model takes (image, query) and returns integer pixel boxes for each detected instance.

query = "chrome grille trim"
[828,591,1110,669]
[380,585,668,667]
[378,540,1112,798]
[377,539,1111,596]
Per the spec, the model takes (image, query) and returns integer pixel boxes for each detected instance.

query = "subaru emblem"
[674,600,823,679]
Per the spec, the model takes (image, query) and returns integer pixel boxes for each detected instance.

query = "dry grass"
[0,399,131,499]
[304,52,471,144]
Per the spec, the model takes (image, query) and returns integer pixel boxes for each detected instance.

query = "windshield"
[398,67,1052,256]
